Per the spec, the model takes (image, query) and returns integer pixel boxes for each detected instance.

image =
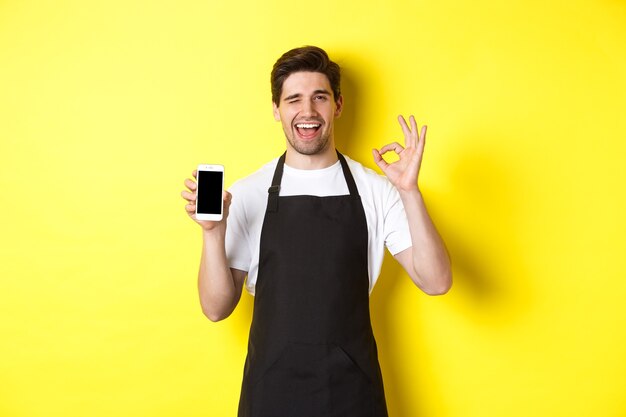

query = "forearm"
[399,188,452,295]
[198,227,240,321]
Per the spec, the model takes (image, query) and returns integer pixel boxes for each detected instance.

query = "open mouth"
[294,122,322,139]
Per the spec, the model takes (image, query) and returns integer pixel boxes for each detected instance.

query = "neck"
[284,143,339,170]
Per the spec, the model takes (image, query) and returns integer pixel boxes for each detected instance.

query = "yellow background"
[1,0,625,416]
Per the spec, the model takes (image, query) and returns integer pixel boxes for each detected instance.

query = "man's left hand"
[372,115,426,192]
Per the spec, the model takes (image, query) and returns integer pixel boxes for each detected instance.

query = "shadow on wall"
[370,136,534,415]
[440,141,534,319]
[333,65,360,158]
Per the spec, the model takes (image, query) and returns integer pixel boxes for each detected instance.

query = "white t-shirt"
[225,155,411,295]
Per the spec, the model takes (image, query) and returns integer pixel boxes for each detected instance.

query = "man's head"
[271,46,341,107]
[271,46,343,157]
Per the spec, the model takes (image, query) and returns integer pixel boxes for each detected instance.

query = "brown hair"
[271,46,341,106]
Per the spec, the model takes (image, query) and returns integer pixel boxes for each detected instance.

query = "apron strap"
[267,152,286,213]
[336,151,359,197]
[267,150,359,212]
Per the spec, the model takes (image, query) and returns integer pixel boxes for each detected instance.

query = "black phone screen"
[197,170,223,214]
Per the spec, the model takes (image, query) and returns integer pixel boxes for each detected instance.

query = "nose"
[301,99,317,117]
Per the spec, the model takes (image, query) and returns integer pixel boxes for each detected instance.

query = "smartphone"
[195,164,224,221]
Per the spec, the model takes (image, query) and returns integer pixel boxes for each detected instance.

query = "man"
[181,46,451,417]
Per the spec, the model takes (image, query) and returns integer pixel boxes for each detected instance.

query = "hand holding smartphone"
[195,164,225,221]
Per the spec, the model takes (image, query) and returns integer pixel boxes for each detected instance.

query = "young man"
[181,46,451,417]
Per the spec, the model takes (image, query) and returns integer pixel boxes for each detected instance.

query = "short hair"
[271,46,341,106]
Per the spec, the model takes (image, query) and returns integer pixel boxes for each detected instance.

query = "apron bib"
[238,151,388,417]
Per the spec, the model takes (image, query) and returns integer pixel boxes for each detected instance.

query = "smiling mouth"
[294,122,321,139]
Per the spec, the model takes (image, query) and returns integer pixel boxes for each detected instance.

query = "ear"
[272,102,281,121]
[334,95,344,118]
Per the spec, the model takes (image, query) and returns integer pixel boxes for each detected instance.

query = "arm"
[372,115,452,295]
[182,171,247,321]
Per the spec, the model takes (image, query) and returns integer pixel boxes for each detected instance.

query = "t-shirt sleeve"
[383,182,412,255]
[224,186,251,272]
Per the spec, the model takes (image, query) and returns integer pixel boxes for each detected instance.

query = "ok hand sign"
[372,115,427,192]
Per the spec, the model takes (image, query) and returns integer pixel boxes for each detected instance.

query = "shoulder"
[227,158,279,221]
[229,158,278,195]
[343,154,403,222]
[343,155,395,195]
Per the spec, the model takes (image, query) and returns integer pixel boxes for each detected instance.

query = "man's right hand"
[181,169,232,231]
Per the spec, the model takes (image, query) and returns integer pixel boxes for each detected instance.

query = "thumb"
[372,148,388,172]
[223,190,233,217]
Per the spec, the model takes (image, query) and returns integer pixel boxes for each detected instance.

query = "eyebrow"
[283,89,332,101]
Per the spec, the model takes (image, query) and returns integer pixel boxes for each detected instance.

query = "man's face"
[273,71,343,156]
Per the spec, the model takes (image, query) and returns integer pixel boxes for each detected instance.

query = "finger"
[379,142,405,155]
[372,149,389,171]
[184,178,197,191]
[192,169,197,179]
[185,203,196,214]
[417,125,427,155]
[181,190,197,202]
[220,191,232,217]
[223,190,232,208]
[409,115,419,148]
[398,115,412,146]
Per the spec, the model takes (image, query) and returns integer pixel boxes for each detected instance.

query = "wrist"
[201,224,226,240]
[398,186,422,198]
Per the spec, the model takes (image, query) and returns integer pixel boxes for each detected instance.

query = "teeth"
[296,123,320,129]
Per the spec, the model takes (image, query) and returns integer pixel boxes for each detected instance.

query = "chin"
[292,139,330,156]
[287,130,330,155]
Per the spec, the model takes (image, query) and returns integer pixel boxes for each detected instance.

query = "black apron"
[238,151,388,417]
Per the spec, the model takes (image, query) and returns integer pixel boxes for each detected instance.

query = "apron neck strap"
[267,152,286,212]
[267,150,359,212]
[336,152,359,197]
